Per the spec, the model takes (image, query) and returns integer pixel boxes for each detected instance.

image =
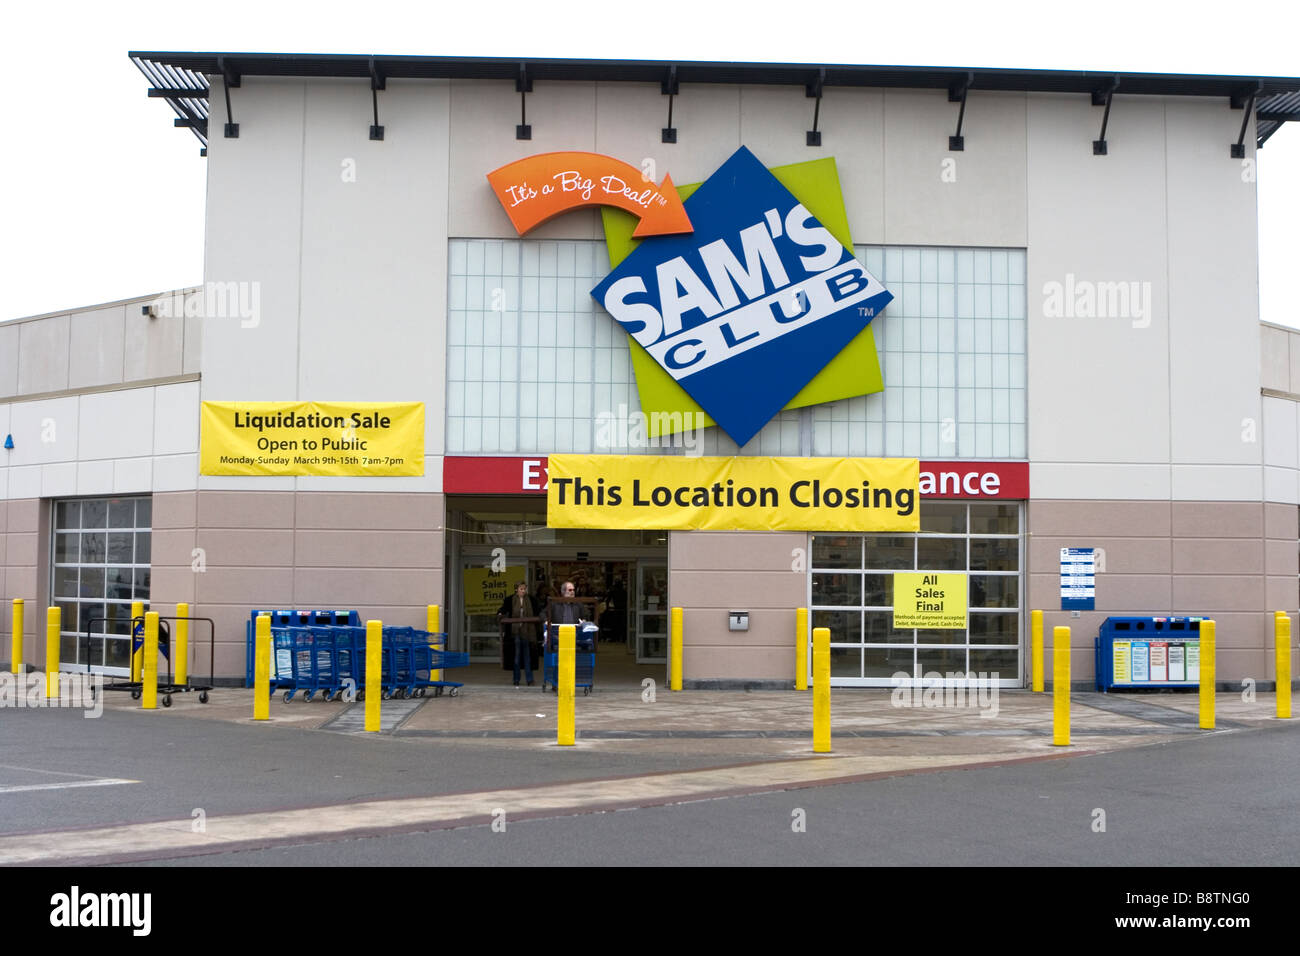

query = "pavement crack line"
[0,750,1086,865]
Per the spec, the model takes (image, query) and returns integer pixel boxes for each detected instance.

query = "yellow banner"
[893,572,968,629]
[464,566,526,616]
[547,454,919,532]
[200,401,425,476]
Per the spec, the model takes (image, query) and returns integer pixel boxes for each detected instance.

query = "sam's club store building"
[2,52,1299,690]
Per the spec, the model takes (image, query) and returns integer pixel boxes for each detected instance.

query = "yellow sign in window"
[892,572,968,629]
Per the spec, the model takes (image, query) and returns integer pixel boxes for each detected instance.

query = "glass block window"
[810,501,1022,686]
[812,247,1027,459]
[51,496,151,674]
[449,240,1025,457]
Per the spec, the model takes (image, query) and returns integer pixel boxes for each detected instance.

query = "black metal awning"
[131,51,1300,154]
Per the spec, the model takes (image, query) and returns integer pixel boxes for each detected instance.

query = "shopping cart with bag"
[541,621,597,695]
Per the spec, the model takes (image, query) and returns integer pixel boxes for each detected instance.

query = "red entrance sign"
[486,152,693,238]
[443,457,1028,499]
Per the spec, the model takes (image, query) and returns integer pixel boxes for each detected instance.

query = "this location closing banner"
[200,401,425,476]
[547,454,919,531]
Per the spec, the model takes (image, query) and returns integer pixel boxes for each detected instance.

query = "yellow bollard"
[795,608,808,691]
[10,599,23,675]
[142,612,159,710]
[365,620,382,732]
[45,607,61,699]
[427,604,442,684]
[1031,609,1044,692]
[130,600,144,683]
[175,603,190,687]
[253,614,271,720]
[558,623,575,746]
[1199,620,1216,730]
[670,607,683,692]
[1052,626,1070,745]
[813,626,831,752]
[1276,613,1291,720]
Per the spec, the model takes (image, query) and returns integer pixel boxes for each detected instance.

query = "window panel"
[970,538,1018,571]
[812,572,861,607]
[812,609,861,643]
[812,536,861,569]
[50,496,151,672]
[916,536,966,570]
[814,514,1023,683]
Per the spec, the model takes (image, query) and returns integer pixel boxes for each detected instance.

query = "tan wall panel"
[1265,577,1296,614]
[291,569,439,607]
[1265,502,1298,539]
[678,607,800,648]
[670,530,806,572]
[5,566,36,600]
[197,492,294,529]
[153,491,197,531]
[670,571,804,611]
[195,568,296,606]
[1028,571,1174,613]
[684,644,793,681]
[150,567,197,607]
[1028,536,1172,575]
[1029,500,1171,537]
[293,492,442,530]
[1170,539,1265,575]
[1170,575,1264,612]
[293,530,442,569]
[193,529,295,568]
[1171,501,1264,538]
[1265,538,1299,577]
[150,528,197,566]
[7,499,38,534]
[6,533,36,567]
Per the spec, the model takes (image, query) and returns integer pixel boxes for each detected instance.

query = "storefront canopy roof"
[131,51,1300,154]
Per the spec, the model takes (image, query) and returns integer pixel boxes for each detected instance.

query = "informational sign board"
[200,401,425,477]
[463,566,526,616]
[892,572,968,629]
[546,454,919,532]
[1060,547,1096,611]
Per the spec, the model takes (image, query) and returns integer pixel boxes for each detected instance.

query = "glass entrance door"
[635,560,668,664]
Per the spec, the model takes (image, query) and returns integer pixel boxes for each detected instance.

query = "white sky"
[1,0,1296,325]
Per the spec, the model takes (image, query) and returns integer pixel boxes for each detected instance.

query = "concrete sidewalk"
[97,678,1292,761]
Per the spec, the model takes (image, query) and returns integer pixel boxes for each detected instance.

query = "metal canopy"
[131,51,1300,153]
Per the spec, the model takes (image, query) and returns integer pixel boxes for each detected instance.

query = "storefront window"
[812,247,1027,460]
[51,496,151,674]
[448,241,1026,458]
[810,501,1022,685]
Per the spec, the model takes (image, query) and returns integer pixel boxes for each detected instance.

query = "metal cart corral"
[267,623,467,701]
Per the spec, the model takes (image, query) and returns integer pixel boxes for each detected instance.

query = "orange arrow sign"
[486,152,693,238]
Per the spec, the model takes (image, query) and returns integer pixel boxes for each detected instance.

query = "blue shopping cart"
[541,622,597,695]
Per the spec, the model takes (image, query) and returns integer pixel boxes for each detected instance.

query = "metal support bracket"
[1230,83,1262,158]
[369,58,386,141]
[218,56,240,138]
[662,66,678,143]
[806,68,825,146]
[1092,77,1119,155]
[948,72,973,151]
[516,63,532,140]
